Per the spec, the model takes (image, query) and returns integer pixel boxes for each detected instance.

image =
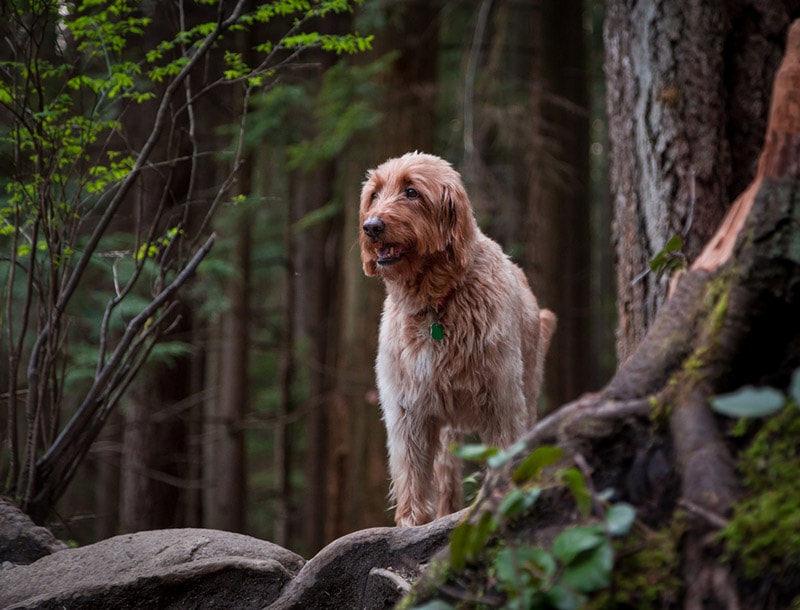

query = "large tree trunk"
[605,0,797,362]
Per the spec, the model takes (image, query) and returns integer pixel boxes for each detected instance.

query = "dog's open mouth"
[376,244,409,266]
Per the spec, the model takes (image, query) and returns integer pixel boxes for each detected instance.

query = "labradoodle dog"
[360,151,556,527]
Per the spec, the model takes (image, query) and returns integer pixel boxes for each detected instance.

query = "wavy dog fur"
[360,152,556,527]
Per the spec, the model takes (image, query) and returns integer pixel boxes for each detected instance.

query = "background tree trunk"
[451,0,602,408]
[294,162,341,552]
[203,212,250,533]
[605,0,798,362]
[309,0,442,552]
[523,0,593,407]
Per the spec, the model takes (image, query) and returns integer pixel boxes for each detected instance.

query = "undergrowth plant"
[412,443,636,610]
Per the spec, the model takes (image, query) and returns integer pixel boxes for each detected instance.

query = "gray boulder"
[0,507,464,609]
[0,499,67,566]
[0,528,304,609]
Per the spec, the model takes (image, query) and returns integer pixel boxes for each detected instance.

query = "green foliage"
[718,402,800,579]
[0,0,371,517]
[649,234,686,277]
[429,443,637,609]
[249,53,394,172]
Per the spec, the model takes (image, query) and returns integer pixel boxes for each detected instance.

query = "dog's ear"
[360,174,380,277]
[442,179,477,270]
[362,254,379,277]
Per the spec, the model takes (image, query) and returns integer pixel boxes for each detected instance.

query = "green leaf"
[486,440,527,469]
[512,445,564,483]
[544,584,584,610]
[664,234,683,253]
[449,510,496,571]
[605,503,636,537]
[466,510,496,559]
[560,539,614,593]
[710,386,786,418]
[649,234,686,274]
[789,367,800,406]
[451,443,499,463]
[495,546,556,591]
[498,487,541,519]
[449,520,471,571]
[552,525,604,565]
[561,468,592,516]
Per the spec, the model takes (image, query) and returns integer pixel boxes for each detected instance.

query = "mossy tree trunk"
[406,18,800,610]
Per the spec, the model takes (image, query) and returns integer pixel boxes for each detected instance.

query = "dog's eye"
[405,188,419,200]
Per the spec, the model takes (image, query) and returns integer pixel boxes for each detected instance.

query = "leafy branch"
[0,0,371,521]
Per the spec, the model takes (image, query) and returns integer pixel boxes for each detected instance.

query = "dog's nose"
[363,217,385,240]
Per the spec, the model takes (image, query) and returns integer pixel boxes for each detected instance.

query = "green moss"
[589,522,683,610]
[718,405,800,579]
[707,283,730,338]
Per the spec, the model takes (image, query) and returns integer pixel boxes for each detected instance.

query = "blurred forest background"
[2,0,643,558]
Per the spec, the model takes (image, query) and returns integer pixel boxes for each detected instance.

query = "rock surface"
[0,499,67,567]
[1,528,305,609]
[0,501,464,609]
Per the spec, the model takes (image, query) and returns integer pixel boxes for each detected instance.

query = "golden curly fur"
[360,152,556,527]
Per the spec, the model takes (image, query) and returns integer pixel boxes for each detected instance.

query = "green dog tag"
[430,322,444,341]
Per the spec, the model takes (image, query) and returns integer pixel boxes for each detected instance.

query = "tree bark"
[604,0,797,362]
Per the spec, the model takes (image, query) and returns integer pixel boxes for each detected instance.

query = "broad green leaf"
[544,584,584,610]
[496,546,556,590]
[449,510,496,571]
[605,503,636,537]
[710,386,785,418]
[487,440,527,468]
[448,520,471,571]
[552,526,604,565]
[513,446,564,483]
[561,468,592,516]
[560,539,614,593]
[664,234,683,252]
[466,510,496,559]
[498,487,541,519]
[451,443,499,463]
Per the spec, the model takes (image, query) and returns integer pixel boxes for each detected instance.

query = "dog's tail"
[539,309,557,358]
[529,308,557,424]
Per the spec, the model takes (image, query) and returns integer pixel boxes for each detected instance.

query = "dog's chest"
[383,305,489,388]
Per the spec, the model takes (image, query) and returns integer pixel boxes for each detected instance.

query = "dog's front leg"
[384,404,439,527]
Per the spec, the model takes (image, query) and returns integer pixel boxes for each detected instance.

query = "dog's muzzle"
[363,216,408,266]
[363,216,385,241]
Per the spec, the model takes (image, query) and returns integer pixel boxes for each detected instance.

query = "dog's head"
[359,152,477,279]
